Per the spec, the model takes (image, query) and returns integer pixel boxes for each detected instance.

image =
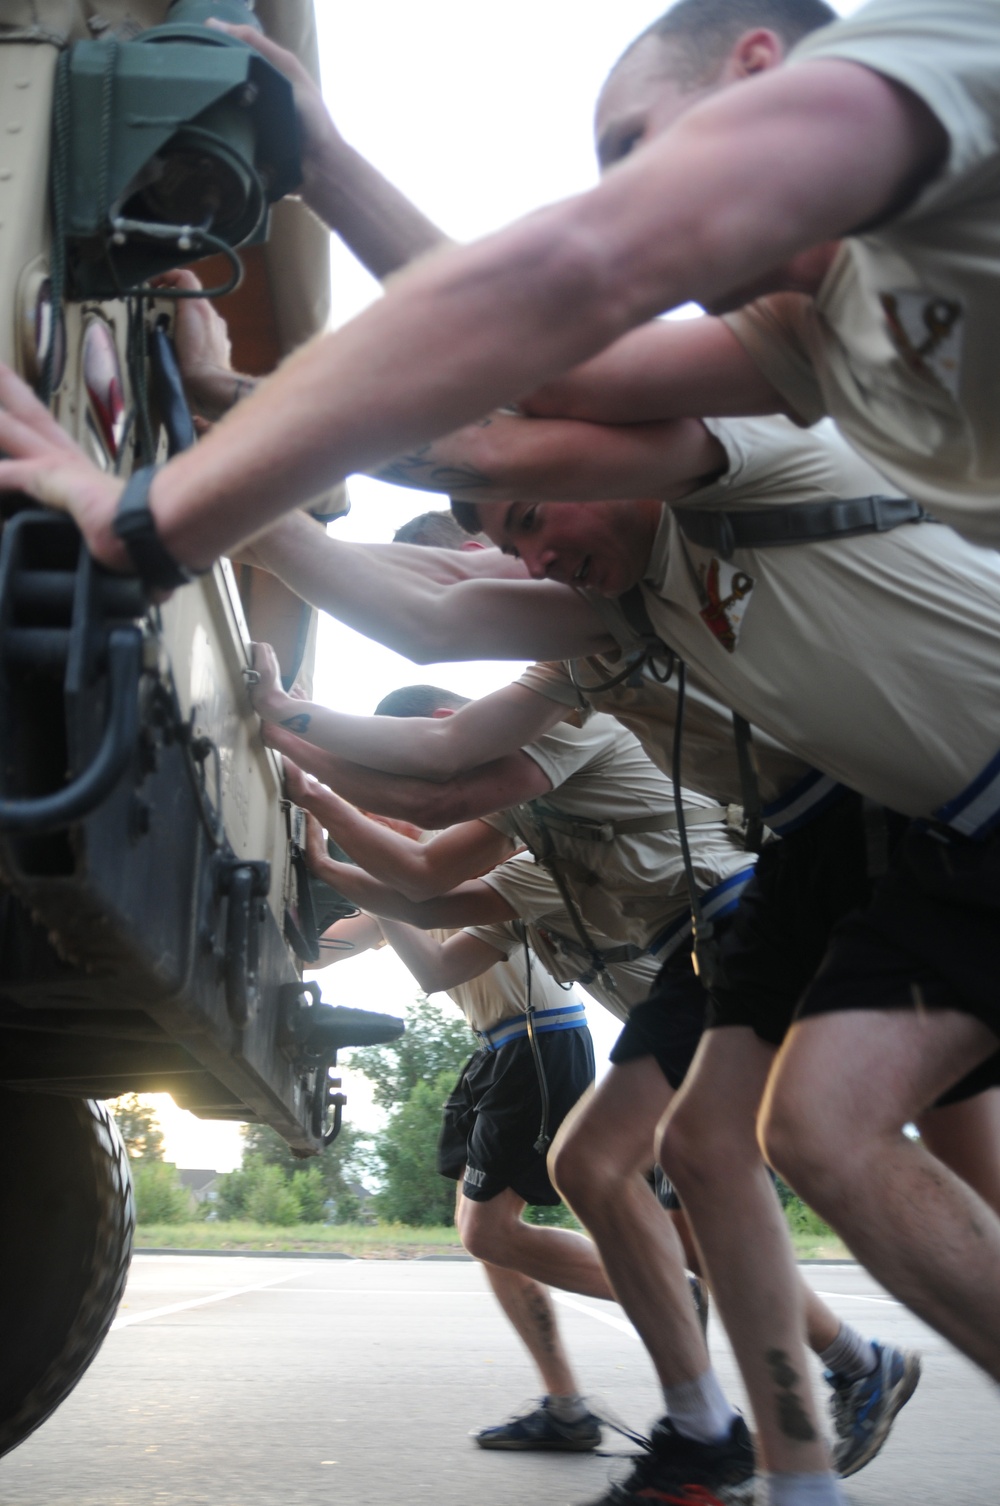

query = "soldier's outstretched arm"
[243,513,611,664]
[275,736,552,829]
[258,657,569,781]
[284,759,515,901]
[211,22,450,278]
[0,54,943,573]
[303,815,511,930]
[376,919,511,995]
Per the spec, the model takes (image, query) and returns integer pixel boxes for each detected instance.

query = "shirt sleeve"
[787,0,1000,222]
[463,921,518,959]
[479,854,565,926]
[519,717,610,788]
[722,298,828,426]
[516,661,589,712]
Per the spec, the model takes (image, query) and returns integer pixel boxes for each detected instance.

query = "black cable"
[520,928,551,1156]
[670,659,720,989]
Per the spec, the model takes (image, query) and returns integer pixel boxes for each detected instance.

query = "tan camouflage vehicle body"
[0,0,399,1456]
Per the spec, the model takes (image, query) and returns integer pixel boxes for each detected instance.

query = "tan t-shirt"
[724,0,1000,547]
[425,926,568,1035]
[516,659,811,811]
[594,416,1000,822]
[483,713,754,948]
[468,853,666,1024]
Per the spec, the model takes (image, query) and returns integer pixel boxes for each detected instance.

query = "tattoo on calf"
[280,712,312,735]
[527,1291,557,1355]
[765,1348,817,1442]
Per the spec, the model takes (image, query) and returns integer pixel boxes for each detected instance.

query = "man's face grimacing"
[594,27,786,172]
[475,498,663,598]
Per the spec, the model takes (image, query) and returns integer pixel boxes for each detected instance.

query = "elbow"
[396,869,447,905]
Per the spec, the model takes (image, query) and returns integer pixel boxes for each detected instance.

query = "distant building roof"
[178,1169,219,1192]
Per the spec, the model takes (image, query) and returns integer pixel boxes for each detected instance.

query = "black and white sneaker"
[473,1398,601,1451]
[582,1414,756,1505]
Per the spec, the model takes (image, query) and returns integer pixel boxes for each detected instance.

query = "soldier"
[311,832,610,1456]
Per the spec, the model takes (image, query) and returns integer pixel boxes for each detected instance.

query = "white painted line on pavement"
[551,1292,639,1340]
[813,1291,901,1307]
[110,1272,299,1329]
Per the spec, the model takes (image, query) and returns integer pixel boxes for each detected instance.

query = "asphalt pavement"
[1,1255,997,1505]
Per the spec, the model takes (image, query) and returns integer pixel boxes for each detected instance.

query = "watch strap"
[113,465,195,592]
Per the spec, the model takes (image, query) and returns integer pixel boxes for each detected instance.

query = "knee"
[455,1196,495,1263]
[657,1091,743,1195]
[759,1070,840,1207]
[550,1123,616,1216]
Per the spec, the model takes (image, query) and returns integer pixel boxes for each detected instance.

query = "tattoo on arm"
[375,442,495,492]
[232,376,257,405]
[765,1348,817,1442]
[280,712,312,736]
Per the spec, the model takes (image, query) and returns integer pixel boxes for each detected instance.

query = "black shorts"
[438,1025,595,1205]
[706,793,901,1047]
[795,823,1000,1097]
[609,946,708,1090]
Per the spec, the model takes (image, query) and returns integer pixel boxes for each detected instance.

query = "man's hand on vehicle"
[207,20,344,204]
[0,363,130,571]
[151,269,255,421]
[249,641,304,726]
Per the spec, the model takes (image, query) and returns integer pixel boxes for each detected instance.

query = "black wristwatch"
[113,465,201,592]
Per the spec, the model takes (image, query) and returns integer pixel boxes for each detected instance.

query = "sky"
[155,0,866,1171]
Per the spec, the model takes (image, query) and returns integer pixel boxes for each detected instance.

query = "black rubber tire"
[0,1092,135,1458]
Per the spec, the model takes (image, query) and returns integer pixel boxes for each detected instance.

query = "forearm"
[377,918,504,994]
[290,778,470,900]
[305,134,450,279]
[269,732,542,828]
[316,911,386,965]
[250,515,607,665]
[313,858,497,931]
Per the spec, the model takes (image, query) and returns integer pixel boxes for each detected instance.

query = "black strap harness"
[672,493,931,560]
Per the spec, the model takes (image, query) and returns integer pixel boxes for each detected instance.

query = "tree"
[108,1093,165,1161]
[132,1161,191,1223]
[373,1072,458,1227]
[346,994,471,1110]
[244,1164,303,1226]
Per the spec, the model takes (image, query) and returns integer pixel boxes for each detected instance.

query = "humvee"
[0,0,402,1456]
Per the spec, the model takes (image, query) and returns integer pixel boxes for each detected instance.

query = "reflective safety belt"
[473,998,588,1053]
[672,494,932,560]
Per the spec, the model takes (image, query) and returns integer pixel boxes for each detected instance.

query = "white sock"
[818,1322,878,1382]
[763,1471,847,1506]
[662,1369,736,1445]
[545,1392,589,1424]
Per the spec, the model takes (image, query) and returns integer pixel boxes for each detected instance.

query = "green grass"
[135,1219,850,1261]
[134,1220,467,1257]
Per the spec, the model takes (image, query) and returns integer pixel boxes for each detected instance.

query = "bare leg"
[455,1182,614,1300]
[918,1087,1000,1214]
[478,1259,579,1396]
[660,1028,831,1475]
[551,1058,712,1391]
[763,1008,1000,1379]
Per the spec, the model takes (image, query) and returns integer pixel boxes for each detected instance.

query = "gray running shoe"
[827,1341,921,1477]
[473,1399,601,1451]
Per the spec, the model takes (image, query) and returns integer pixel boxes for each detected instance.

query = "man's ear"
[726,27,786,81]
[430,707,456,719]
[459,540,486,551]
